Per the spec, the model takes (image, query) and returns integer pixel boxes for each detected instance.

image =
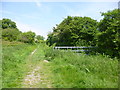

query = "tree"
[46,16,98,46]
[2,28,21,41]
[36,35,44,40]
[1,18,21,41]
[46,32,58,46]
[97,9,120,58]
[18,31,36,43]
[35,35,45,43]
[2,18,17,29]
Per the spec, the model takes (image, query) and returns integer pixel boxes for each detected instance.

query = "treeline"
[0,18,44,43]
[46,9,120,58]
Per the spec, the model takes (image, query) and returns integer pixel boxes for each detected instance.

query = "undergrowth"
[2,41,37,88]
[44,46,118,88]
[2,41,118,88]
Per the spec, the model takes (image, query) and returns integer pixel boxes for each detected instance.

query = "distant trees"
[1,18,44,44]
[35,35,45,43]
[36,35,44,40]
[18,31,36,43]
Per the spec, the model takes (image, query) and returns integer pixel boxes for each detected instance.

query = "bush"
[2,28,21,41]
[18,31,36,43]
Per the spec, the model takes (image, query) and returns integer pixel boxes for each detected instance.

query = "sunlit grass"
[44,47,118,88]
[2,41,37,88]
[2,41,118,88]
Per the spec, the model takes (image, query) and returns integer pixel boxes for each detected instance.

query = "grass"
[2,41,37,88]
[44,46,118,88]
[21,43,53,88]
[2,40,118,88]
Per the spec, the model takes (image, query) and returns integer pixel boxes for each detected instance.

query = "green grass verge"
[2,41,37,88]
[44,46,118,88]
[2,41,118,88]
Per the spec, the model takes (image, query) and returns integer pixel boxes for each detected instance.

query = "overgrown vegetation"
[2,41,37,88]
[0,18,44,44]
[97,9,120,58]
[44,46,118,88]
[1,8,119,88]
[46,9,120,58]
[2,40,118,88]
[46,16,98,46]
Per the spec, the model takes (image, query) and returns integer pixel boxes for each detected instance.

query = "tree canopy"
[1,18,44,44]
[18,31,36,43]
[46,9,119,58]
[2,18,17,29]
[97,9,120,58]
[46,16,98,46]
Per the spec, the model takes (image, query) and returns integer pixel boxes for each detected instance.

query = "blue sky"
[1,1,119,39]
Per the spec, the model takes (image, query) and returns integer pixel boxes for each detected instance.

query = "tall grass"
[2,41,37,88]
[2,41,118,88]
[44,46,118,88]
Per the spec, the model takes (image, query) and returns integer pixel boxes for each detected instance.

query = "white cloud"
[35,0,41,7]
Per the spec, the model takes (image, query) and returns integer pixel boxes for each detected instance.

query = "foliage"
[2,18,17,29]
[1,18,22,42]
[2,40,118,88]
[44,48,118,88]
[1,18,44,44]
[18,31,36,43]
[2,41,37,88]
[46,16,98,46]
[35,35,45,43]
[97,9,120,58]
[36,35,44,40]
[2,28,21,41]
[46,9,120,58]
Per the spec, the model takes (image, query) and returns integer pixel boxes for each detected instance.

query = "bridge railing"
[54,46,97,53]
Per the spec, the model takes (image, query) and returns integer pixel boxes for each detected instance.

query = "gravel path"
[22,48,51,88]
[23,66,41,88]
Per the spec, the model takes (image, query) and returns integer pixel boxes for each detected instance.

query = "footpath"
[22,45,52,88]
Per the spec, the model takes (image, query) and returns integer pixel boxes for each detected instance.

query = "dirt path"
[22,48,52,88]
[23,66,41,88]
[31,49,37,55]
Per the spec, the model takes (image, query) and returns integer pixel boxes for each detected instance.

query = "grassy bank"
[2,40,118,88]
[2,41,37,88]
[44,46,118,88]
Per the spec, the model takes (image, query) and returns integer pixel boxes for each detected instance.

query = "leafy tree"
[1,18,21,41]
[2,28,21,41]
[35,35,45,43]
[46,16,98,46]
[36,35,44,40]
[2,18,17,29]
[46,32,59,46]
[18,31,36,43]
[97,9,120,58]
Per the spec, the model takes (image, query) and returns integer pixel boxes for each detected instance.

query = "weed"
[44,47,118,88]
